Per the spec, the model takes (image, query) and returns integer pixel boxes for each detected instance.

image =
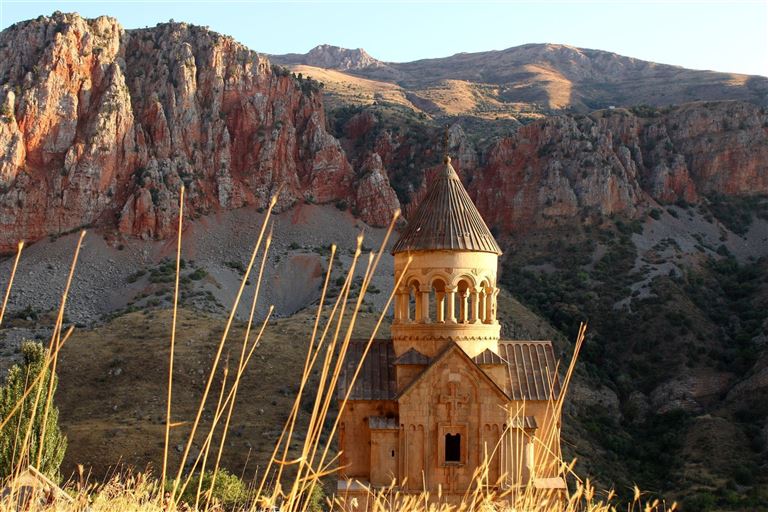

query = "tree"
[0,341,67,481]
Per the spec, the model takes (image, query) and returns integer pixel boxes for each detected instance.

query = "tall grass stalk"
[0,241,23,328]
[162,185,185,492]
[169,194,278,507]
[35,231,86,470]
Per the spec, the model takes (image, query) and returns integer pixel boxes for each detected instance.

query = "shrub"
[188,268,207,281]
[0,342,67,481]
[173,469,249,508]
[127,269,147,283]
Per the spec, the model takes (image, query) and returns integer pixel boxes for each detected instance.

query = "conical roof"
[392,156,502,255]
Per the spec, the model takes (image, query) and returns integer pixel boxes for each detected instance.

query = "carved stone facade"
[337,156,564,506]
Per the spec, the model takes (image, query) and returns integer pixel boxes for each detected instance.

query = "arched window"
[407,279,420,322]
[456,279,473,323]
[445,433,461,463]
[432,278,446,323]
[478,280,488,324]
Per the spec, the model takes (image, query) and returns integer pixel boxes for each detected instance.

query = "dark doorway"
[445,433,461,463]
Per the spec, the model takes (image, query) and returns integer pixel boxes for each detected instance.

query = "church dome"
[392,156,502,255]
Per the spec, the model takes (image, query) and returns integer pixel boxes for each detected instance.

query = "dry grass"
[0,195,675,511]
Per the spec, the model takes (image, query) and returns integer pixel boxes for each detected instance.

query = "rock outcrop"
[271,44,388,71]
[0,13,397,252]
[332,101,767,236]
[469,102,768,233]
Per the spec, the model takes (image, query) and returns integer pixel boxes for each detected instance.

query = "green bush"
[126,269,147,283]
[173,469,250,508]
[0,342,67,481]
[683,492,716,511]
[189,268,208,281]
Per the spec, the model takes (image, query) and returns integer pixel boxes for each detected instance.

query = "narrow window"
[445,433,461,463]
[391,449,395,457]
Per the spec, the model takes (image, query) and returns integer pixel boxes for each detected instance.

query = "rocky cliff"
[0,13,400,253]
[331,101,768,236]
[471,101,768,233]
[1,14,767,255]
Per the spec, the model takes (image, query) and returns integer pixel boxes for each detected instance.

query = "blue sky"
[0,1,766,76]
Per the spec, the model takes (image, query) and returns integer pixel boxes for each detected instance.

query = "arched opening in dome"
[432,278,446,323]
[456,278,473,324]
[478,280,488,324]
[408,279,421,322]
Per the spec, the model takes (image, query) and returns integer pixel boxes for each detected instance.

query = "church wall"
[503,400,562,481]
[339,400,398,480]
[397,349,510,494]
[370,430,398,487]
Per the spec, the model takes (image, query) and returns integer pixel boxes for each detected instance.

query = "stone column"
[477,290,486,324]
[484,286,494,323]
[445,285,457,323]
[419,284,431,323]
[470,287,480,323]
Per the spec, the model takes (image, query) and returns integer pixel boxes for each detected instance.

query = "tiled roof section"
[473,348,506,365]
[368,416,399,430]
[509,416,538,429]
[392,157,502,255]
[394,348,430,365]
[499,341,561,401]
[338,339,397,400]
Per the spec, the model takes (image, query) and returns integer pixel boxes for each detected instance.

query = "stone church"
[337,155,565,502]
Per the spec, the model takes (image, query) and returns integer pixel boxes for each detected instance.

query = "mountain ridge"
[271,42,768,114]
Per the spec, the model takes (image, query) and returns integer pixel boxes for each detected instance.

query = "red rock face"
[469,103,768,233]
[353,153,400,227]
[0,13,395,252]
[1,14,766,253]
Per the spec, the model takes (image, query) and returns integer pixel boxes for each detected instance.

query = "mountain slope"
[271,43,768,116]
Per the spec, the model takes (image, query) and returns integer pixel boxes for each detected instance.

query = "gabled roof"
[499,341,561,401]
[394,348,430,365]
[337,339,397,400]
[473,348,506,365]
[397,343,510,402]
[391,156,502,255]
[338,339,561,402]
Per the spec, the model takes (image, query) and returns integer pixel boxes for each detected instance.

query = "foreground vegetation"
[0,193,678,511]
